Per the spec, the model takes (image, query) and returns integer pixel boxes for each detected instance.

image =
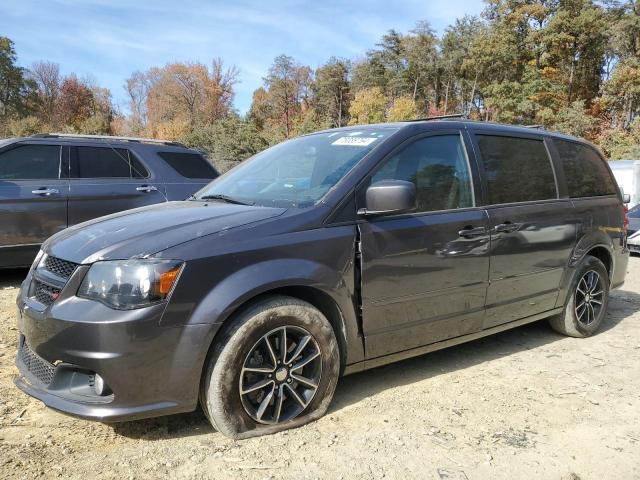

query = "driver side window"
[371,134,474,213]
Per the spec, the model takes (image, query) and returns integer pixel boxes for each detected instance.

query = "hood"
[45,201,285,264]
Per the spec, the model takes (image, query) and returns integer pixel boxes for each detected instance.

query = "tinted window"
[158,152,218,179]
[554,139,617,198]
[371,135,474,212]
[629,205,640,218]
[0,144,60,180]
[70,147,147,179]
[477,135,556,204]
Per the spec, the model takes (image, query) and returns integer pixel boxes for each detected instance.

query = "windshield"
[194,127,399,208]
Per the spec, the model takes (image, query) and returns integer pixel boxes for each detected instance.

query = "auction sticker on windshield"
[332,137,378,146]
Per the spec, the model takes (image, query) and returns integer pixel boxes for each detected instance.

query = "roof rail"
[522,124,545,130]
[30,133,186,147]
[406,113,468,122]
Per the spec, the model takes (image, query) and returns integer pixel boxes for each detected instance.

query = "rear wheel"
[200,296,340,439]
[549,255,610,338]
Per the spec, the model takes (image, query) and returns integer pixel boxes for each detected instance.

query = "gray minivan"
[15,120,628,439]
[0,134,218,268]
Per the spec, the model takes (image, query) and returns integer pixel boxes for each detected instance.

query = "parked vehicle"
[627,229,640,254]
[0,134,218,268]
[15,120,628,439]
[609,160,640,209]
[626,203,640,238]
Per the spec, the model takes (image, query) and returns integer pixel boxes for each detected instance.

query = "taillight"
[623,204,629,236]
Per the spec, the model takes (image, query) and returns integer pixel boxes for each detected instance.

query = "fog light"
[93,374,111,396]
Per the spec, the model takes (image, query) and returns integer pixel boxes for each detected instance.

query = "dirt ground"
[1,259,639,480]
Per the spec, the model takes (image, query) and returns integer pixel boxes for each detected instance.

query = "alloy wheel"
[239,326,322,424]
[574,270,604,326]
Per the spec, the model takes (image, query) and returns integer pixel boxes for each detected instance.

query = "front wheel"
[549,255,610,338]
[200,296,340,439]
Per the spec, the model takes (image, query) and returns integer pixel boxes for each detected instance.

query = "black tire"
[200,295,340,439]
[548,255,610,338]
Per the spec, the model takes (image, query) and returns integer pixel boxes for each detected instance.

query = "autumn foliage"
[1,0,639,168]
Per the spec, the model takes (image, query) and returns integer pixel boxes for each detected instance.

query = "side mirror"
[358,180,416,216]
[623,193,631,204]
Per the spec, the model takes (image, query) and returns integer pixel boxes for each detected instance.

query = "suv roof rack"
[407,114,468,122]
[521,124,545,130]
[30,133,186,148]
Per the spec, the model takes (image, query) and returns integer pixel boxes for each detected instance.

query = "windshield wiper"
[197,194,254,206]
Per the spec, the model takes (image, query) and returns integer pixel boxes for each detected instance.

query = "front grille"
[32,280,61,307]
[43,256,77,280]
[18,337,56,385]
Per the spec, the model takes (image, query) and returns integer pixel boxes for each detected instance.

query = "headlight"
[78,259,183,310]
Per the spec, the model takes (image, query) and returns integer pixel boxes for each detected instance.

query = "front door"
[359,132,490,359]
[0,143,68,266]
[472,133,577,328]
[66,145,164,226]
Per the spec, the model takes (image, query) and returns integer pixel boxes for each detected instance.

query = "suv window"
[371,134,474,212]
[158,152,218,179]
[70,147,148,179]
[0,144,60,180]
[554,139,617,198]
[477,135,556,204]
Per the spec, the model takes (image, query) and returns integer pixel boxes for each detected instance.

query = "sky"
[1,0,485,114]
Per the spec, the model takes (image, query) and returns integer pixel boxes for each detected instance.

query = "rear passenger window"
[70,147,147,178]
[477,135,556,204]
[158,152,218,179]
[0,144,60,180]
[554,139,617,197]
[371,134,474,213]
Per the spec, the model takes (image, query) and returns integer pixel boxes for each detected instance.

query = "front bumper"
[15,270,218,422]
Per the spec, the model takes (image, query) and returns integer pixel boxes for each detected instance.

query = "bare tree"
[29,61,61,127]
[125,70,151,134]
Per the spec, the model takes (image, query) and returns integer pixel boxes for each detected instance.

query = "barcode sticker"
[331,137,378,146]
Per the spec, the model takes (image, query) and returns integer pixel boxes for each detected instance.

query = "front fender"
[169,256,363,367]
[189,258,349,325]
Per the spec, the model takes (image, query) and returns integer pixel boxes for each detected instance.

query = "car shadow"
[0,268,28,289]
[106,288,639,440]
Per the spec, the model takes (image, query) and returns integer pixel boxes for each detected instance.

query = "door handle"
[494,222,521,233]
[31,188,59,196]
[458,226,487,238]
[136,185,158,193]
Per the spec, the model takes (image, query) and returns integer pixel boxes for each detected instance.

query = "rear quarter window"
[554,139,617,198]
[158,152,218,179]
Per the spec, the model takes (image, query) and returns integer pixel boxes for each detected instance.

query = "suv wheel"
[548,255,610,338]
[200,296,340,439]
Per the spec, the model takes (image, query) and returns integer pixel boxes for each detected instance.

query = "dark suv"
[15,120,628,439]
[0,134,218,268]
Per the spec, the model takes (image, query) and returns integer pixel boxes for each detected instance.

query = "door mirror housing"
[358,180,416,216]
[623,193,631,204]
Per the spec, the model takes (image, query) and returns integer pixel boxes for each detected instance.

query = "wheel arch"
[220,286,350,372]
[557,235,615,309]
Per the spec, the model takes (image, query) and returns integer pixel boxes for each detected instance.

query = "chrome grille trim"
[43,256,78,280]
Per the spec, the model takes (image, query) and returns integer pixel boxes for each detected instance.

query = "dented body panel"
[14,120,629,422]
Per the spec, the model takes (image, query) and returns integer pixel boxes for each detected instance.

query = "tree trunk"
[469,71,478,116]
[443,76,451,115]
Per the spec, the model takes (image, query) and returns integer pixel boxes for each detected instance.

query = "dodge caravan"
[15,120,628,438]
